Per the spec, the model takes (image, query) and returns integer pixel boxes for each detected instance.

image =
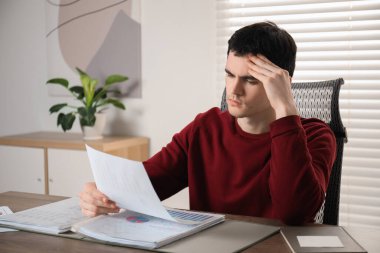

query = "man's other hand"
[79,182,120,217]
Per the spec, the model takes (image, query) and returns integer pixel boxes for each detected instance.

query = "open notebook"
[0,197,224,249]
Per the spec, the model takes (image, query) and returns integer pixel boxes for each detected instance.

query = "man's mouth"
[227,98,242,107]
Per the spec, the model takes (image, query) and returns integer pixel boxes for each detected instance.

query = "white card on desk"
[0,206,17,232]
[0,206,13,216]
[297,236,344,247]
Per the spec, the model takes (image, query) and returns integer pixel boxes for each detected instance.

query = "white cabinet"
[48,149,94,197]
[0,145,45,194]
[0,132,149,197]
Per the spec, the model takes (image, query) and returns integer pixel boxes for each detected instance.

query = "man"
[79,21,336,225]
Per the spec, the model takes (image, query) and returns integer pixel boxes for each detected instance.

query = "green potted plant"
[46,67,127,139]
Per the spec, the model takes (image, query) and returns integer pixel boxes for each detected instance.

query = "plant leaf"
[77,107,96,127]
[105,75,128,87]
[49,103,67,114]
[75,67,88,77]
[61,113,76,131]
[46,78,69,89]
[104,98,126,110]
[57,113,65,126]
[77,107,87,117]
[108,89,122,95]
[56,113,75,132]
[93,89,107,103]
[69,86,84,99]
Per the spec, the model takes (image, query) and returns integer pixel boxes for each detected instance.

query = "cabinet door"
[48,148,94,197]
[0,145,44,194]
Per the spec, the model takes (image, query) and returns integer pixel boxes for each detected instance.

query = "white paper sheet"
[0,206,17,232]
[85,145,176,222]
[0,198,86,234]
[297,235,344,247]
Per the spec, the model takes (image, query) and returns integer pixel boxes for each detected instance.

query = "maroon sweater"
[144,108,336,224]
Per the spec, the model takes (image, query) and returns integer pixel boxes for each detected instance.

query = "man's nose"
[230,78,244,96]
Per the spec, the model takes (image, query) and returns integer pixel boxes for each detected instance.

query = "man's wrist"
[274,104,299,119]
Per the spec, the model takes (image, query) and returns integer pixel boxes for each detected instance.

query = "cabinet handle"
[49,178,53,183]
[37,178,42,182]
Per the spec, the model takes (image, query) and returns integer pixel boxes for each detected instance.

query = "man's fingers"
[256,54,279,68]
[80,199,120,216]
[247,68,267,83]
[79,181,120,217]
[80,191,117,209]
[249,55,279,74]
[249,55,290,82]
[81,182,118,208]
[79,191,104,208]
[248,61,273,78]
[81,209,97,218]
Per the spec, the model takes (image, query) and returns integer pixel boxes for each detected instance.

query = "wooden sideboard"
[0,131,149,196]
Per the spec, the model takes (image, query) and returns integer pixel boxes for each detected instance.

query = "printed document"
[0,197,86,234]
[86,145,176,222]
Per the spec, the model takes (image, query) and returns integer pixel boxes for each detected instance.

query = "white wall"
[0,0,48,134]
[0,0,216,153]
[0,0,217,208]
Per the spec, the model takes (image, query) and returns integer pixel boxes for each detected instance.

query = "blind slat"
[217,1,380,17]
[340,90,380,99]
[297,41,380,51]
[217,0,349,9]
[218,30,380,42]
[343,129,380,139]
[293,71,380,80]
[296,60,380,70]
[344,149,380,159]
[217,10,380,26]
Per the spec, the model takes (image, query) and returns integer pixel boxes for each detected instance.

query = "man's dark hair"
[227,21,297,77]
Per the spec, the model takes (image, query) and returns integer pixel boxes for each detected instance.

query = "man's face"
[225,52,272,119]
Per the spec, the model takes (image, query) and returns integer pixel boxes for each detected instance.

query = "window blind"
[216,0,380,228]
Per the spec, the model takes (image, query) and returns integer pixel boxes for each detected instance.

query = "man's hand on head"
[247,54,298,119]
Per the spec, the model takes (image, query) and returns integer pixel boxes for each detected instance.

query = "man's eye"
[226,73,234,78]
[247,79,259,84]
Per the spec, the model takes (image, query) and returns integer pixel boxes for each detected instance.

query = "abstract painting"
[45,0,141,97]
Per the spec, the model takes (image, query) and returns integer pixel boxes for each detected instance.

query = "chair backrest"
[220,78,347,225]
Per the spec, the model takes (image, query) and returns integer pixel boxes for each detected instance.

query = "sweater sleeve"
[268,115,336,225]
[143,121,194,201]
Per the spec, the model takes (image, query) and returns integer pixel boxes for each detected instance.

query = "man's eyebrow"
[225,68,258,81]
[224,68,234,76]
[243,75,258,81]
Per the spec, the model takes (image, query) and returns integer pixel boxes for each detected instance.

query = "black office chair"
[221,78,347,225]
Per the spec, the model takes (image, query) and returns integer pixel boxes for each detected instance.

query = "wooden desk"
[1,192,378,253]
[0,191,287,253]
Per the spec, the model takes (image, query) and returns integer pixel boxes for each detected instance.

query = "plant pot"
[81,113,106,140]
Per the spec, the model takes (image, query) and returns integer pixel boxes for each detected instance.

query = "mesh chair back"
[220,78,347,225]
